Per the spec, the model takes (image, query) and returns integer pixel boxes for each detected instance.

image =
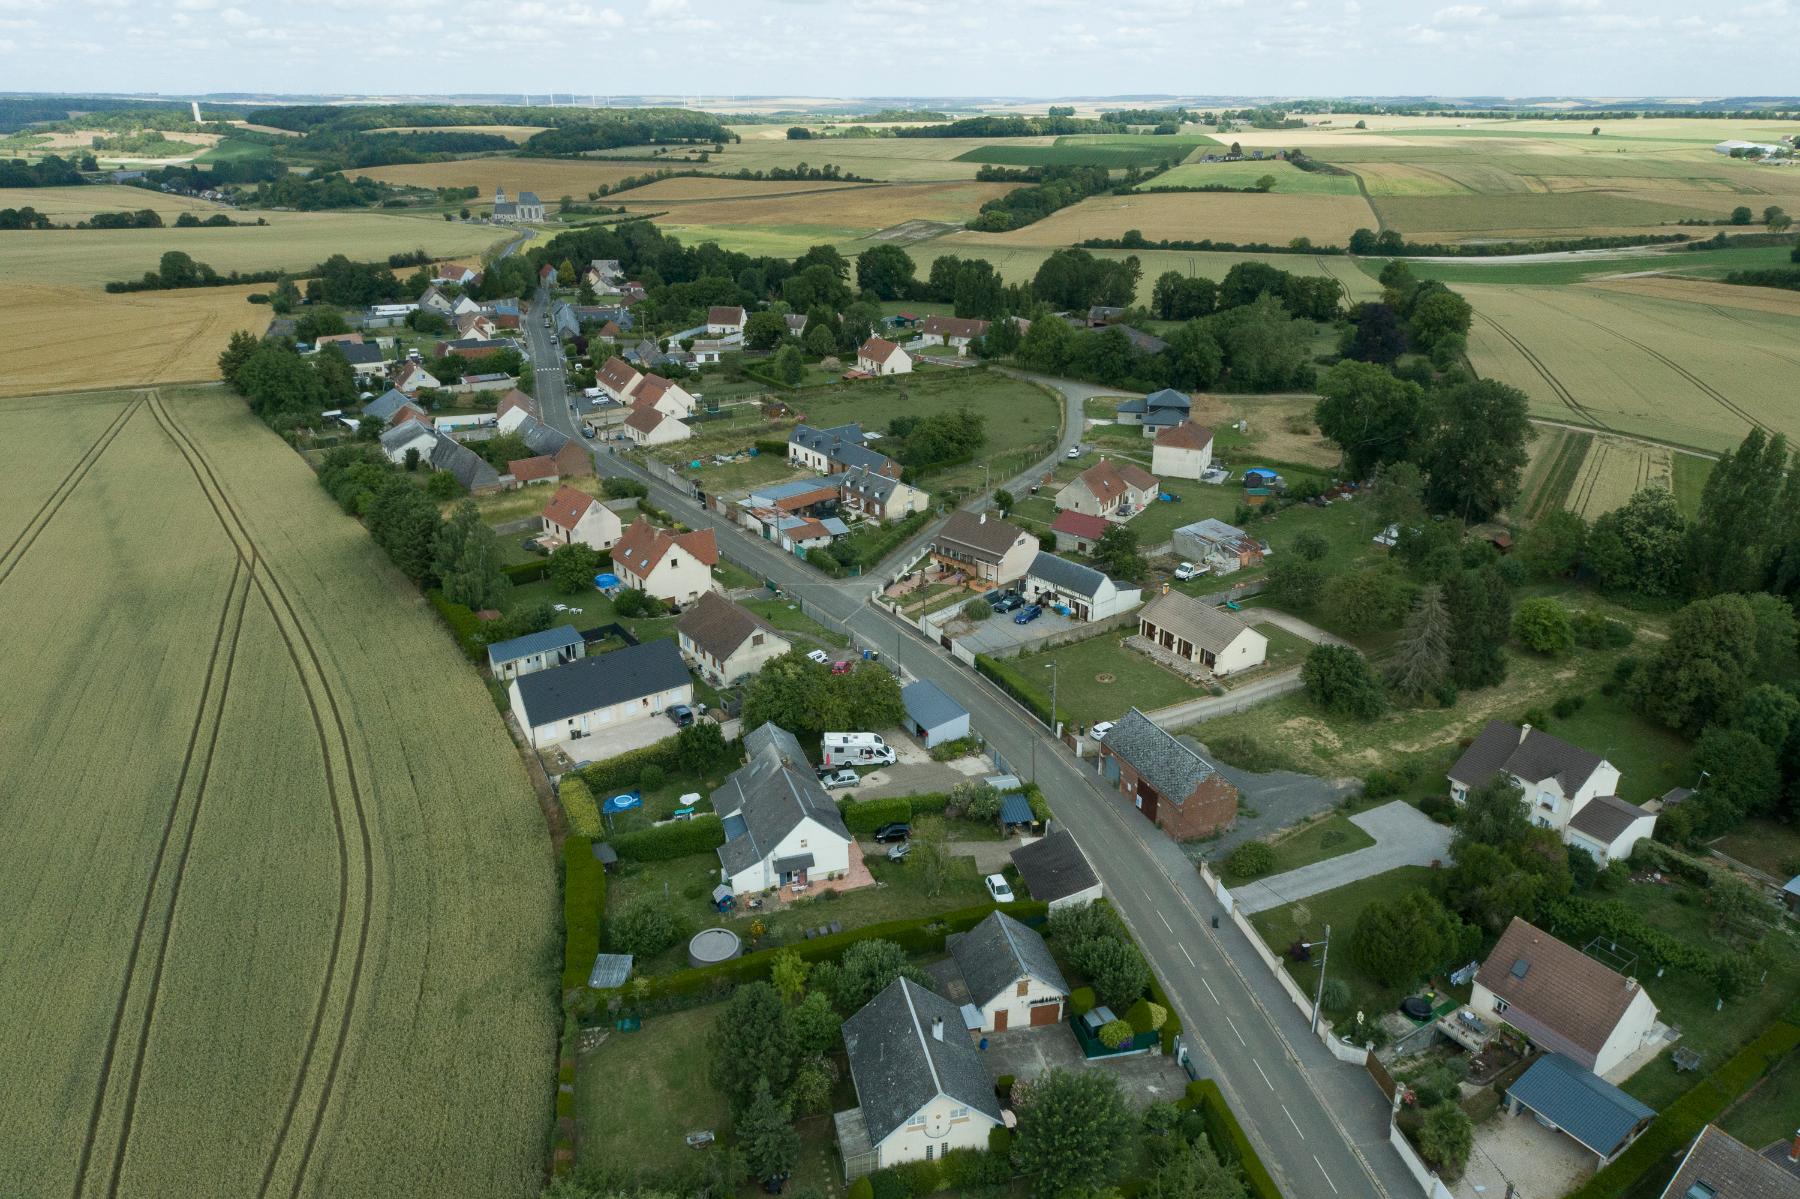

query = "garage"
[1030,1000,1063,1027]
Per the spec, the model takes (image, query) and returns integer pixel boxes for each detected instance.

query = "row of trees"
[741,650,905,736]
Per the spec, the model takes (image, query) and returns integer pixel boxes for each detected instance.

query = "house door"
[993,1009,1008,1032]
[1135,780,1158,822]
[1030,1002,1061,1026]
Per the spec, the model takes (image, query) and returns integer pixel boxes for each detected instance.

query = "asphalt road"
[522,292,1408,1199]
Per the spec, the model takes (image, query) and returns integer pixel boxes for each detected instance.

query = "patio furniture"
[1673,1046,1702,1072]
[685,1130,714,1149]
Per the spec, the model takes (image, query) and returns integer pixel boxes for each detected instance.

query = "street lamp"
[1043,660,1059,737]
[1302,924,1332,1035]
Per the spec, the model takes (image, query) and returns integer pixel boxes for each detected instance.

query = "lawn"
[501,578,680,646]
[714,558,761,590]
[1671,452,1714,519]
[987,630,1208,729]
[1138,160,1364,195]
[1720,1046,1800,1150]
[574,1004,731,1175]
[683,452,806,496]
[1712,819,1800,879]
[1248,866,1440,1016]
[740,597,852,649]
[1221,811,1376,884]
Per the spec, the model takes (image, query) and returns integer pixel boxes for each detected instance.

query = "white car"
[1090,720,1115,741]
[1067,445,1081,459]
[806,649,831,665]
[984,873,1015,903]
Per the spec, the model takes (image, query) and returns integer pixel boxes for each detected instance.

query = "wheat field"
[0,184,231,221]
[0,386,555,1199]
[353,156,662,197]
[969,190,1379,248]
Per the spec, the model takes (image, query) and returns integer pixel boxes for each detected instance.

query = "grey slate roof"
[1104,708,1217,804]
[842,977,1005,1146]
[841,465,904,503]
[712,722,851,878]
[380,418,434,455]
[519,191,541,205]
[363,387,412,422]
[1662,1124,1800,1199]
[1449,720,1607,794]
[790,422,896,475]
[901,679,966,733]
[332,341,385,367]
[951,911,1067,1009]
[1028,551,1109,599]
[486,624,583,668]
[427,433,502,492]
[1507,1053,1654,1159]
[513,412,572,456]
[1010,830,1100,904]
[1144,388,1191,411]
[936,509,1028,564]
[511,639,688,727]
[1567,794,1650,844]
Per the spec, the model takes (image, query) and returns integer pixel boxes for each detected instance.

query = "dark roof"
[999,793,1035,825]
[677,591,783,663]
[519,191,541,205]
[1476,918,1649,1067]
[1507,1054,1654,1159]
[790,422,896,475]
[843,977,1005,1146]
[902,679,966,732]
[951,911,1067,1008]
[712,723,851,877]
[513,413,572,457]
[1010,830,1100,904]
[1448,720,1607,794]
[1661,1125,1800,1199]
[1114,325,1169,354]
[1103,708,1218,804]
[1567,795,1652,844]
[427,433,502,492]
[1144,388,1191,410]
[1028,551,1111,600]
[510,639,689,726]
[363,387,412,422]
[486,623,582,667]
[332,342,384,366]
[936,509,1029,563]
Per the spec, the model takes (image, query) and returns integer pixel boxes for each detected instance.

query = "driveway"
[1229,801,1454,915]
[551,714,679,771]
[957,608,1085,656]
[1179,742,1361,861]
[978,1025,1190,1110]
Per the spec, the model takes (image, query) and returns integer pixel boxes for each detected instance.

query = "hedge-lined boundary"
[611,813,725,862]
[427,589,484,661]
[1564,1020,1800,1199]
[579,733,747,795]
[976,654,1055,726]
[503,559,550,584]
[1184,1079,1283,1199]
[562,836,606,993]
[837,792,953,834]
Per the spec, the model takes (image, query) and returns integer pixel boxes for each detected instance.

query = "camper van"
[820,732,895,768]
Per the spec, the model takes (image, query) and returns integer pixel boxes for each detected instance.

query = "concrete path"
[1183,745,1360,860]
[1255,609,1351,647]
[1144,606,1346,728]
[946,838,1026,874]
[1230,801,1454,915]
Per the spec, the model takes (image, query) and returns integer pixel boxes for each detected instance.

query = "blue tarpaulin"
[603,791,642,814]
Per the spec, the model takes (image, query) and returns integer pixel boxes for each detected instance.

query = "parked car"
[805,649,831,665]
[984,873,1015,903]
[991,592,1023,613]
[886,841,912,862]
[1091,720,1116,741]
[821,768,860,790]
[830,659,852,675]
[521,539,548,556]
[666,704,695,728]
[872,822,911,843]
[1067,444,1081,459]
[1173,561,1200,581]
[1014,604,1043,625]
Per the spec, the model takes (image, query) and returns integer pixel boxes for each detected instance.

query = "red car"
[830,659,853,675]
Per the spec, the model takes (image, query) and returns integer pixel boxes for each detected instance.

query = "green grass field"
[1248,866,1440,1015]
[1139,161,1364,196]
[1221,811,1376,883]
[955,139,1206,168]
[1711,818,1800,878]
[1361,243,1798,287]
[1720,1046,1800,1150]
[574,1004,731,1173]
[1671,452,1715,518]
[986,631,1207,729]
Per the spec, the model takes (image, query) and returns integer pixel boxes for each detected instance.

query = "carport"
[1504,1053,1654,1166]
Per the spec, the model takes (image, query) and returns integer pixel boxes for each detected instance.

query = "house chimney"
[1788,1128,1800,1162]
[931,1016,944,1042]
[1625,977,1638,993]
[1519,723,1532,744]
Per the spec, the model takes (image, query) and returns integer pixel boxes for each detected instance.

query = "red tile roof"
[541,484,600,530]
[1050,510,1110,540]
[509,455,560,483]
[624,406,667,435]
[1075,458,1159,503]
[1155,421,1214,451]
[496,388,538,421]
[859,336,903,364]
[1476,918,1647,1062]
[707,305,746,326]
[611,518,719,577]
[921,315,990,341]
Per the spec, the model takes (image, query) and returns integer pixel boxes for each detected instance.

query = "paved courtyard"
[955,608,1086,656]
[977,1025,1190,1110]
[1229,801,1454,915]
[1454,1102,1598,1199]
[1181,737,1360,861]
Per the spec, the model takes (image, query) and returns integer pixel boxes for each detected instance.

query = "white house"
[1471,917,1662,1079]
[418,285,455,315]
[677,592,791,686]
[714,723,855,894]
[930,509,1039,586]
[378,418,438,466]
[949,911,1069,1033]
[1009,830,1103,913]
[1023,551,1143,623]
[631,373,696,419]
[596,355,644,403]
[393,360,441,394]
[706,305,746,336]
[623,405,692,446]
[610,519,718,606]
[1054,458,1159,520]
[1447,721,1649,853]
[915,315,990,355]
[857,336,912,376]
[1151,421,1215,480]
[1135,591,1267,676]
[540,485,622,552]
[486,624,585,682]
[507,639,692,751]
[838,977,1005,1179]
[495,388,540,432]
[1564,794,1659,865]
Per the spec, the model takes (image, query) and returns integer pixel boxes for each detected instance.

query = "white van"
[821,732,896,768]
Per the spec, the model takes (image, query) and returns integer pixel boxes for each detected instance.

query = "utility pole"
[1307,924,1332,1035]
[1044,660,1060,737]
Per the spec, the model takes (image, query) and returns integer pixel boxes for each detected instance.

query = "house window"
[1493,998,1509,1014]
[752,633,764,647]
[925,1145,934,1162]
[1016,981,1029,997]
[950,1106,968,1118]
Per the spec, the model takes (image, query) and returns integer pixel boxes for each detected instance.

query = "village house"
[1448,721,1655,861]
[1049,510,1110,555]
[596,355,644,403]
[915,315,990,355]
[677,592,792,686]
[393,360,441,394]
[715,723,856,894]
[788,423,902,479]
[706,305,747,336]
[1009,830,1103,913]
[418,285,454,315]
[623,405,692,446]
[1133,591,1268,676]
[610,519,718,606]
[1054,458,1159,520]
[837,977,1005,1179]
[948,911,1069,1033]
[540,484,623,551]
[784,313,809,337]
[508,639,691,751]
[1659,1124,1800,1199]
[631,372,697,419]
[378,418,437,466]
[331,341,387,380]
[857,336,912,376]
[494,389,539,431]
[839,465,928,524]
[454,312,498,341]
[510,413,593,479]
[361,387,415,425]
[507,455,561,487]
[930,509,1038,586]
[584,259,623,291]
[432,263,479,286]
[1022,552,1143,622]
[1098,708,1238,839]
[1172,518,1264,575]
[1115,388,1192,434]
[1473,917,1663,1079]
[1151,421,1215,479]
[486,624,585,682]
[437,336,516,360]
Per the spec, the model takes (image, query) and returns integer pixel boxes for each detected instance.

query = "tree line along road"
[523,299,1409,1199]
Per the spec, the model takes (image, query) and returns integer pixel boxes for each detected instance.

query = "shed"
[999,793,1036,831]
[1010,829,1103,911]
[588,952,634,989]
[1505,1053,1655,1164]
[901,679,970,749]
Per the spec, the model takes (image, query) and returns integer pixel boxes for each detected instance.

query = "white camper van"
[820,732,896,768]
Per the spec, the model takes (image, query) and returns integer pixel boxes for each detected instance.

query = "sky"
[1,0,1794,100]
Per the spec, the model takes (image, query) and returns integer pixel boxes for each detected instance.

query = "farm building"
[507,639,693,751]
[1172,518,1263,575]
[486,624,585,682]
[856,337,912,376]
[901,679,969,749]
[1098,708,1237,840]
[1050,509,1110,555]
[931,509,1038,585]
[1009,830,1102,912]
[1054,459,1159,520]
[677,592,791,686]
[1133,591,1267,677]
[1151,421,1215,480]
[1022,552,1143,622]
[947,911,1069,1033]
[540,485,622,552]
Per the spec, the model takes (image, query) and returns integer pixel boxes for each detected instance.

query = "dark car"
[1014,604,1043,625]
[991,592,1023,613]
[872,822,911,843]
[666,704,695,728]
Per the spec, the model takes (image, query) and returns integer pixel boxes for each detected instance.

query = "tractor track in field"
[1474,310,1614,433]
[70,557,250,1199]
[141,392,375,1199]
[0,398,141,588]
[1611,329,1771,437]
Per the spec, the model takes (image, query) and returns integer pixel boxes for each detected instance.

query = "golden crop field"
[0,283,266,397]
[626,179,1017,234]
[618,175,872,201]
[1564,435,1674,519]
[1587,275,1800,316]
[0,184,230,221]
[0,386,554,1199]
[960,190,1378,248]
[0,210,512,287]
[1464,282,1800,452]
[353,156,664,197]
[694,135,1020,181]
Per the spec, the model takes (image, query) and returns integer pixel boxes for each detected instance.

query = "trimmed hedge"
[580,737,684,794]
[427,589,484,661]
[559,777,602,839]
[977,654,1055,726]
[841,795,915,834]
[1564,1020,1800,1199]
[1184,1079,1282,1199]
[610,814,725,862]
[1069,986,1096,1016]
[753,438,790,457]
[1147,970,1184,1054]
[503,559,550,583]
[562,836,606,993]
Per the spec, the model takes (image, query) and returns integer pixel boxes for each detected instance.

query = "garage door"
[1030,1002,1061,1026]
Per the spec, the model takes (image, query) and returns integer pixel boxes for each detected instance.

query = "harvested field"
[625,180,1017,232]
[0,284,265,397]
[1515,426,1594,521]
[352,156,661,196]
[0,184,229,221]
[1368,191,1722,238]
[967,190,1378,248]
[613,176,870,201]
[682,136,1003,181]
[1138,161,1363,195]
[954,139,1208,168]
[1587,275,1800,317]
[1565,435,1674,519]
[365,124,548,142]
[1185,393,1340,469]
[1463,282,1800,452]
[0,210,510,287]
[0,385,554,1199]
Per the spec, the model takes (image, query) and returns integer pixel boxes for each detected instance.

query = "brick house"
[1098,708,1237,839]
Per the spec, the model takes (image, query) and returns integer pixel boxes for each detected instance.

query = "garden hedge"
[1563,1020,1800,1199]
[976,654,1055,726]
[753,438,790,457]
[579,736,685,794]
[839,795,915,834]
[561,836,605,993]
[1147,969,1184,1054]
[503,559,550,583]
[426,589,484,661]
[1183,1079,1282,1199]
[558,777,602,839]
[609,814,725,862]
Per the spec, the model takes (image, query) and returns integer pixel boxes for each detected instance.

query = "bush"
[1126,998,1168,1033]
[1552,692,1587,719]
[1184,1079,1281,1199]
[1226,841,1276,878]
[610,902,681,956]
[610,814,725,862]
[1512,597,1575,656]
[939,1146,1012,1188]
[1068,986,1096,1017]
[963,597,992,621]
[639,763,666,792]
[562,836,606,994]
[502,559,551,583]
[839,795,913,834]
[1320,977,1352,1011]
[1098,1019,1133,1049]
[868,1170,907,1199]
[559,777,602,839]
[890,1159,940,1196]
[847,1180,874,1199]
[1573,610,1634,649]
[426,589,485,660]
[580,736,685,794]
[602,476,648,499]
[976,655,1054,726]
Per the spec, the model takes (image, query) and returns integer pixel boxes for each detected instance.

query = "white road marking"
[1202,978,1219,1004]
[1159,912,1173,932]
[1181,944,1194,966]
[1313,1155,1338,1194]
[1283,1104,1304,1138]
[1225,1015,1246,1046]
[1254,1061,1273,1091]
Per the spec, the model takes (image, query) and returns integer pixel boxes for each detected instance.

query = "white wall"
[1594,987,1660,1077]
[514,681,694,749]
[875,1094,996,1169]
[1213,628,1269,677]
[724,817,852,893]
[976,973,1065,1033]
[1151,441,1214,480]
